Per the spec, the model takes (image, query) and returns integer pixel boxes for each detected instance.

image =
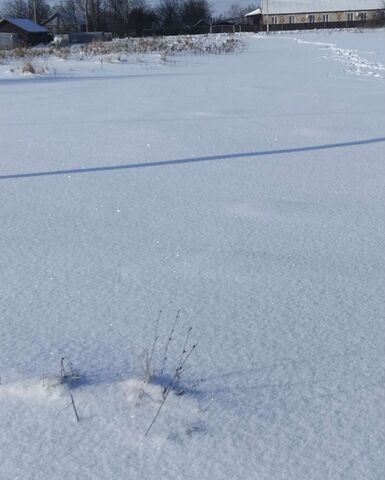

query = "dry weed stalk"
[145,325,198,437]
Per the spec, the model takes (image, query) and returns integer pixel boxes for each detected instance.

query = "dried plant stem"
[173,343,198,391]
[145,310,162,382]
[145,331,197,436]
[176,327,192,371]
[60,357,66,380]
[70,394,80,422]
[160,309,181,376]
[145,387,169,436]
[177,343,198,373]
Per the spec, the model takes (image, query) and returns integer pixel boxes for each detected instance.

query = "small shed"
[245,8,262,25]
[0,17,49,45]
[245,8,262,29]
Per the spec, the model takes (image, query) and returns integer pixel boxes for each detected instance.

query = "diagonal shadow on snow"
[0,72,201,86]
[0,136,384,181]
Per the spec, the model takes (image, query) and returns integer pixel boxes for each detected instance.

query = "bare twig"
[60,357,66,381]
[160,309,181,377]
[146,330,198,436]
[70,394,80,422]
[176,327,192,371]
[144,310,162,383]
[173,343,198,391]
[60,357,80,384]
[145,386,169,436]
[178,343,198,372]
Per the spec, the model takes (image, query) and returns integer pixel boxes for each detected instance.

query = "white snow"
[0,30,384,480]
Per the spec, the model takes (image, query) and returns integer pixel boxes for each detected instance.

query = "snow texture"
[0,29,384,480]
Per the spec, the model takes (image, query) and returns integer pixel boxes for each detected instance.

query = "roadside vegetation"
[0,33,245,71]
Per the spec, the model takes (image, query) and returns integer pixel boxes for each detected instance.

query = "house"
[245,7,262,28]
[42,12,71,35]
[42,12,85,35]
[211,18,242,33]
[0,17,49,45]
[246,1,385,31]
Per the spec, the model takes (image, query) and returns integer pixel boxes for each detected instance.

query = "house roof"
[42,11,84,26]
[0,17,48,33]
[42,12,61,25]
[260,0,384,15]
[245,8,262,17]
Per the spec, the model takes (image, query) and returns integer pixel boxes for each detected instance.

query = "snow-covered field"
[0,30,384,479]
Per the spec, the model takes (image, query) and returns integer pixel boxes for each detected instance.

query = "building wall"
[262,9,381,26]
[0,22,22,34]
[0,22,49,44]
[0,32,18,49]
[0,22,27,43]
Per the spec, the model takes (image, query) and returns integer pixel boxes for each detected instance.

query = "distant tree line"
[0,0,203,34]
[1,0,51,24]
[0,1,260,35]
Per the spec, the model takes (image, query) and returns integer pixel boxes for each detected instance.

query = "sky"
[0,1,260,17]
[207,1,259,15]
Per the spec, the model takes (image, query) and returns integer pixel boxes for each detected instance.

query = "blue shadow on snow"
[0,136,384,181]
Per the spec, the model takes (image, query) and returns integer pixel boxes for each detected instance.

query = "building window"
[270,16,278,25]
[359,12,367,21]
[289,15,295,24]
[323,14,329,22]
[308,15,316,23]
[347,12,354,21]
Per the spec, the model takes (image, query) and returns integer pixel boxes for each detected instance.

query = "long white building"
[246,1,385,30]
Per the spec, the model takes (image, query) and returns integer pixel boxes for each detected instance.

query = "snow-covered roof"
[0,17,48,33]
[260,0,384,14]
[245,8,262,17]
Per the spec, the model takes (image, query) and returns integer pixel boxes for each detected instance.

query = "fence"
[68,32,112,44]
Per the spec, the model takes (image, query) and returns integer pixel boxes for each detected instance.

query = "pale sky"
[0,1,259,17]
[208,1,259,15]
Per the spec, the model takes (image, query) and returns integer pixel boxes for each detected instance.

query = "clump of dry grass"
[1,33,244,63]
[80,34,244,58]
[20,60,50,75]
[141,309,199,436]
[21,61,36,74]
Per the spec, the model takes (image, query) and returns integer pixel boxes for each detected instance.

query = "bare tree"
[1,0,51,23]
[180,0,211,27]
[102,0,155,35]
[156,0,181,33]
[29,0,51,23]
[105,0,130,25]
[86,0,103,31]
[2,0,29,18]
[128,2,157,36]
[56,0,84,31]
[221,2,256,24]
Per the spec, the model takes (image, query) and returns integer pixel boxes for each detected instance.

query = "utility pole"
[266,0,269,33]
[29,0,37,23]
[84,0,89,32]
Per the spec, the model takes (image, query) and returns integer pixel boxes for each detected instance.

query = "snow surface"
[0,30,384,480]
